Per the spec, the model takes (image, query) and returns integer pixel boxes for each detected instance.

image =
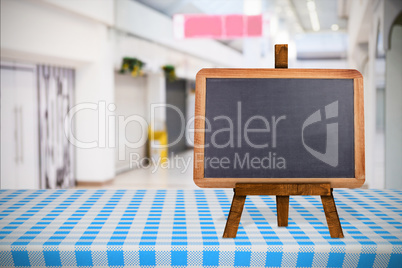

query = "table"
[0,189,401,267]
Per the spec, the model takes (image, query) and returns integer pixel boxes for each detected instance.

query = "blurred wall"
[347,0,402,189]
[114,74,147,173]
[0,0,245,185]
[385,24,402,189]
[1,0,116,183]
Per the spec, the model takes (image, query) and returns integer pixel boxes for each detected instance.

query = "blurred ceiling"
[291,0,347,31]
[134,0,348,53]
[136,0,247,16]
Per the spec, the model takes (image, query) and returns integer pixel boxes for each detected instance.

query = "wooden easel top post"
[275,44,288,68]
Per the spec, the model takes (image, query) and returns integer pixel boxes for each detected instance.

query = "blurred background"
[1,0,401,190]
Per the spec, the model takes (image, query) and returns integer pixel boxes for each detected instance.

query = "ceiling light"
[306,0,320,31]
[244,0,262,15]
[307,1,316,11]
[331,24,339,31]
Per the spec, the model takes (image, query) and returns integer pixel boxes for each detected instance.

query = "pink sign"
[173,14,263,39]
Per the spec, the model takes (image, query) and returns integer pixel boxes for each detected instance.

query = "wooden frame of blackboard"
[193,68,365,189]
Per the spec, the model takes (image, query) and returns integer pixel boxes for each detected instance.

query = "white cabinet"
[114,74,147,173]
[1,62,39,189]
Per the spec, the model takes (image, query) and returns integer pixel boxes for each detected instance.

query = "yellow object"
[148,127,168,164]
[131,65,138,77]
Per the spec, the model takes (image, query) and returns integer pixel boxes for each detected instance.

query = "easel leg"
[321,191,344,238]
[276,195,289,227]
[223,192,246,238]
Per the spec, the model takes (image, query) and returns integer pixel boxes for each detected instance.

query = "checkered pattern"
[0,189,401,267]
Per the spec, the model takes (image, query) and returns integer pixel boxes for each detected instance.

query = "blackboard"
[194,69,365,188]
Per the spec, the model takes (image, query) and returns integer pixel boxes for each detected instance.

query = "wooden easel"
[222,45,344,239]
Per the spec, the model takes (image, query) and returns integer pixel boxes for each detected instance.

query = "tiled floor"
[76,150,198,189]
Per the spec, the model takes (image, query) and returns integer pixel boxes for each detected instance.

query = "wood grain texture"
[222,193,246,238]
[195,177,364,189]
[193,71,206,183]
[275,44,288,68]
[321,193,344,238]
[235,183,331,196]
[276,195,289,227]
[195,68,363,79]
[354,77,365,182]
[193,68,365,189]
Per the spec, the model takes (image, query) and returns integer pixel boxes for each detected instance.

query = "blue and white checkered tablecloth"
[0,189,401,267]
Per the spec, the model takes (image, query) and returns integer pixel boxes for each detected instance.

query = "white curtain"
[37,65,75,189]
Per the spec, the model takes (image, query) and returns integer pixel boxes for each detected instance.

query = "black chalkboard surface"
[194,69,365,188]
[204,78,354,178]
